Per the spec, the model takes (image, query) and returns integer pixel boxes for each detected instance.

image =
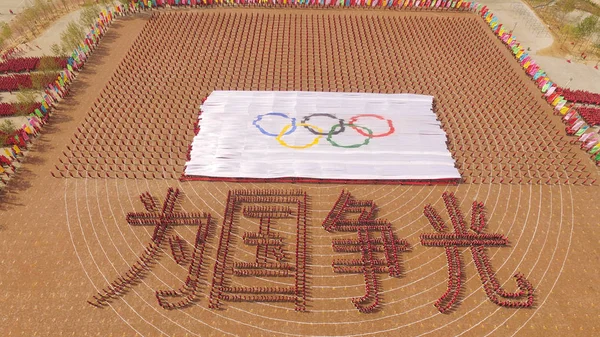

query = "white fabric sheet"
[185,91,460,180]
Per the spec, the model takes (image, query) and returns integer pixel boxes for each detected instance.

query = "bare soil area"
[0,8,598,337]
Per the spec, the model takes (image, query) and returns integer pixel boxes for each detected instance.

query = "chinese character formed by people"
[208,189,308,312]
[87,188,213,309]
[322,190,410,313]
[420,192,534,313]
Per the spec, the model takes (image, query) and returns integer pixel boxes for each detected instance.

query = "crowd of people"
[0,57,68,74]
[89,187,211,309]
[0,3,123,186]
[421,192,535,313]
[322,191,410,313]
[0,102,43,116]
[577,106,600,127]
[559,88,600,105]
[0,73,57,92]
[123,0,479,10]
[209,190,308,312]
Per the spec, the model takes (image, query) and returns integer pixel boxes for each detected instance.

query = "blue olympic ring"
[253,112,297,137]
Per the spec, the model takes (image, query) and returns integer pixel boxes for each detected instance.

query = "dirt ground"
[1,7,599,337]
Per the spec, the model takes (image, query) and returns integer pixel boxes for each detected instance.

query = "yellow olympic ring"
[276,123,322,149]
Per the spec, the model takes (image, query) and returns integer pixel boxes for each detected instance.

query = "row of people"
[89,240,162,306]
[233,268,291,277]
[559,88,600,105]
[128,0,476,9]
[460,162,587,172]
[0,57,68,74]
[441,192,467,233]
[157,214,211,309]
[352,229,381,313]
[577,106,600,126]
[169,235,189,265]
[0,102,44,116]
[220,294,296,302]
[471,246,534,307]
[0,73,56,92]
[222,286,296,294]
[470,201,486,233]
[423,204,446,231]
[468,177,595,185]
[434,247,461,313]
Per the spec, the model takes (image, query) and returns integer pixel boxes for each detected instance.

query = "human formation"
[50,8,596,186]
[87,188,535,314]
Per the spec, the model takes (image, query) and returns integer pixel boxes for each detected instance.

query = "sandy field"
[0,7,599,337]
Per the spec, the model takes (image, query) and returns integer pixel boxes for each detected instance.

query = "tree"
[80,2,101,29]
[30,71,57,91]
[575,15,599,38]
[0,119,17,146]
[556,0,576,22]
[20,6,41,35]
[0,120,16,135]
[0,22,8,48]
[0,22,12,41]
[59,21,85,54]
[38,56,61,72]
[50,43,66,57]
[559,23,577,47]
[14,90,39,115]
[33,0,51,21]
[558,0,576,13]
[60,0,70,11]
[47,0,59,15]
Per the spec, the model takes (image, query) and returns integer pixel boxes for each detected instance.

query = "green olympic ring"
[326,123,373,149]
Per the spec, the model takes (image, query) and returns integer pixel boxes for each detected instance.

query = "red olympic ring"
[347,114,395,138]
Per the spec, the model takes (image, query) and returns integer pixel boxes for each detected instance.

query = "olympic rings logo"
[252,113,395,149]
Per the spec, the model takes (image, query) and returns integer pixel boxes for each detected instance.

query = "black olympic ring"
[301,113,345,136]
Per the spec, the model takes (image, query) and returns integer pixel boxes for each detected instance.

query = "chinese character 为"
[88,188,212,309]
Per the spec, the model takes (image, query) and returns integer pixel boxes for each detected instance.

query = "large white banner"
[185,91,460,181]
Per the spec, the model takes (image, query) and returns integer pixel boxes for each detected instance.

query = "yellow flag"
[4,148,13,159]
[13,145,21,154]
[551,97,561,106]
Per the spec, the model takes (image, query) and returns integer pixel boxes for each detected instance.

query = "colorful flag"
[4,148,14,159]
